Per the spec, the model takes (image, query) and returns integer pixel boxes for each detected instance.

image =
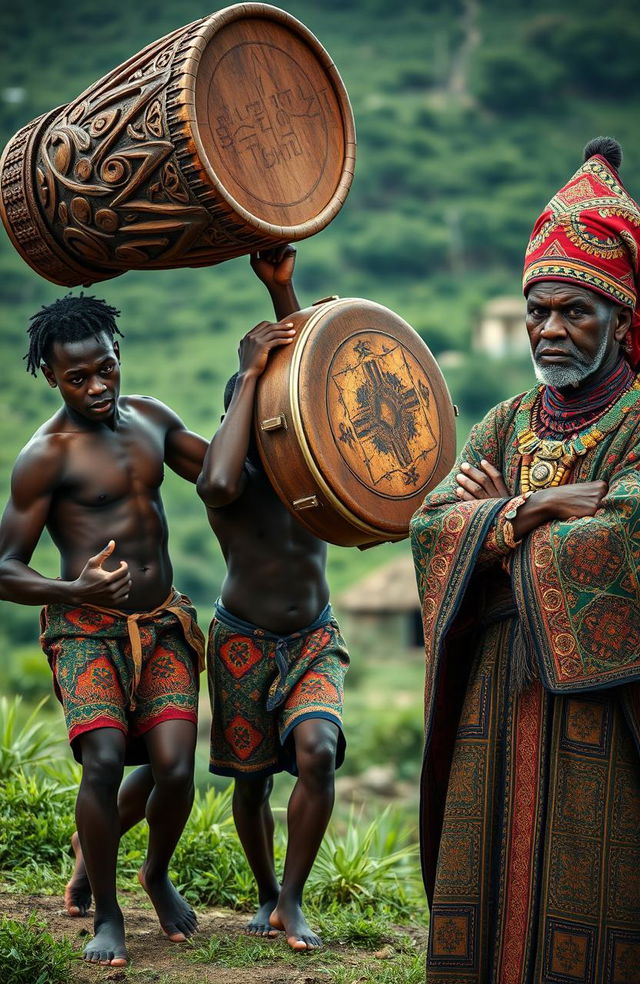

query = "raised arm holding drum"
[197,249,350,951]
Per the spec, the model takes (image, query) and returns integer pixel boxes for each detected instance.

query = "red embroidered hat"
[523,137,640,366]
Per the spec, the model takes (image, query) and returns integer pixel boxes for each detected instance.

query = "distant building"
[475,296,528,358]
[337,553,423,651]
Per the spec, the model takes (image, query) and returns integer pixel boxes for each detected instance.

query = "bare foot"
[138,867,197,942]
[64,831,92,917]
[269,900,321,951]
[83,911,128,966]
[246,898,279,937]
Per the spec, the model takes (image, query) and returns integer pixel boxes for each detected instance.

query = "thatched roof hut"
[338,554,419,613]
[337,554,423,649]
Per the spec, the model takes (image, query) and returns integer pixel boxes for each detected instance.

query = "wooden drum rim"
[255,298,457,546]
[172,3,357,238]
[287,300,393,540]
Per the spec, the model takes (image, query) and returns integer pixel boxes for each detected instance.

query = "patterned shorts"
[207,602,350,778]
[40,599,202,764]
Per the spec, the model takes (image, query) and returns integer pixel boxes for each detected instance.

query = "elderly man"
[411,137,640,983]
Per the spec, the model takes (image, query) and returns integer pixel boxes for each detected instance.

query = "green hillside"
[1,0,639,648]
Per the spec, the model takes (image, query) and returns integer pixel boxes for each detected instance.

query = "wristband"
[503,491,534,549]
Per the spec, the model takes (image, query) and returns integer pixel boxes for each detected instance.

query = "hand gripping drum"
[255,298,457,547]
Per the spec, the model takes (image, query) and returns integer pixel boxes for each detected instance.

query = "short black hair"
[25,293,122,376]
[223,372,239,411]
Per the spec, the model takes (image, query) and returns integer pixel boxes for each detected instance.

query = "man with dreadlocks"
[411,138,640,982]
[0,290,207,966]
[0,247,299,967]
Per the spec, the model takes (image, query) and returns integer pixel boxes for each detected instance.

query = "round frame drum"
[255,298,456,547]
[0,4,356,287]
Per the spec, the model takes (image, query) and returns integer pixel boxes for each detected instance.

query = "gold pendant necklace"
[519,437,575,490]
[516,374,640,494]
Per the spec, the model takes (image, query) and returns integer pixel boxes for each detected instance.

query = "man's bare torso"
[34,396,175,611]
[207,465,329,634]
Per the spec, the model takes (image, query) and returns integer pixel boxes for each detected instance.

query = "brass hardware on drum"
[312,295,340,305]
[254,297,457,547]
[260,415,288,432]
[293,495,320,510]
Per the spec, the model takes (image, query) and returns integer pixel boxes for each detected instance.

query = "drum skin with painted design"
[0,4,356,287]
[254,298,457,547]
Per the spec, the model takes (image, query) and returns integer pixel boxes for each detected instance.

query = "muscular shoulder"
[124,395,184,429]
[11,430,68,506]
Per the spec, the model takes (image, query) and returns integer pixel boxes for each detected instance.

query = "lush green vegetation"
[0,693,423,922]
[0,913,78,984]
[0,6,636,977]
[1,0,639,650]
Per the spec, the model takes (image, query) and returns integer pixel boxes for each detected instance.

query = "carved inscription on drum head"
[327,332,441,499]
[197,18,346,227]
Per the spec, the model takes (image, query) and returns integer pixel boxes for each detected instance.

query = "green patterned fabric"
[40,593,204,764]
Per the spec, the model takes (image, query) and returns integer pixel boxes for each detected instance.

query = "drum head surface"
[194,10,350,229]
[294,300,456,536]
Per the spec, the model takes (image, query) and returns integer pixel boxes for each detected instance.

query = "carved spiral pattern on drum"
[1,16,275,285]
[1,8,354,286]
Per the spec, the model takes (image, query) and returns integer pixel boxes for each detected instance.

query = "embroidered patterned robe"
[410,386,640,984]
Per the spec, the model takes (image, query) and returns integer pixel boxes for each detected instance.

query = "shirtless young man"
[0,293,209,966]
[197,250,350,951]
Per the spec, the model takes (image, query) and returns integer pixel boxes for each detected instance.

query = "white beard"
[531,332,611,389]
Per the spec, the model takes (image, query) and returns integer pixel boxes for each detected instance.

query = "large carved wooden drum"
[255,298,457,547]
[0,4,356,287]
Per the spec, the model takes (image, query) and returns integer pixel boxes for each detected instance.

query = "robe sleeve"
[512,446,640,692]
[410,396,523,685]
[411,394,524,589]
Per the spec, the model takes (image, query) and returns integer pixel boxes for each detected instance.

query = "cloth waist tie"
[82,589,205,710]
[214,600,334,711]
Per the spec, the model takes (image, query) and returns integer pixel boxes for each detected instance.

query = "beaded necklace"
[516,372,640,492]
[538,358,635,437]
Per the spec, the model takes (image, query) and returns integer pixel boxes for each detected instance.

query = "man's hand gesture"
[72,540,131,606]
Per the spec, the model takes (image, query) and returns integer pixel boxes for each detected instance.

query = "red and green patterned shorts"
[207,602,349,778]
[40,596,203,763]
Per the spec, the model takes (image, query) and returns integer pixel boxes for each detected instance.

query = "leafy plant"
[311,904,398,947]
[168,785,255,909]
[0,913,77,984]
[0,696,62,779]
[0,769,75,871]
[2,860,67,896]
[182,783,234,833]
[38,756,82,789]
[308,806,421,914]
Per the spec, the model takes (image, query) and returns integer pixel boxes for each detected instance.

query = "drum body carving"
[255,298,456,547]
[0,4,356,287]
